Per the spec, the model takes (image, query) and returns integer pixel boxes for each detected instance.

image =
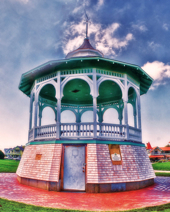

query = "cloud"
[96,0,104,10]
[132,24,147,32]
[15,0,29,4]
[163,23,169,31]
[72,6,82,14]
[148,41,160,50]
[142,61,170,89]
[62,20,134,57]
[64,35,84,55]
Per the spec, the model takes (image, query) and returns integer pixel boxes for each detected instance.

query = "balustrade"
[28,123,141,142]
[97,123,126,139]
[35,124,57,139]
[129,126,141,142]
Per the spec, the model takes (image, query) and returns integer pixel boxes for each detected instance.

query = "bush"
[0,150,5,159]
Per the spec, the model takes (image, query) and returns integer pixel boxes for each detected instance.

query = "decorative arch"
[35,80,58,101]
[61,109,76,123]
[61,76,93,98]
[97,77,124,99]
[41,106,57,126]
[41,104,57,119]
[80,108,100,122]
[127,85,138,128]
[127,83,139,98]
[102,107,120,124]
[61,108,77,119]
[102,105,119,116]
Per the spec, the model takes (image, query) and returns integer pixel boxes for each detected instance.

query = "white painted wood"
[93,68,97,139]
[56,71,61,139]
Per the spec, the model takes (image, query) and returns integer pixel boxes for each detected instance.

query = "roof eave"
[19,57,153,97]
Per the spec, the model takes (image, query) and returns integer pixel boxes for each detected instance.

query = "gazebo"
[17,19,155,192]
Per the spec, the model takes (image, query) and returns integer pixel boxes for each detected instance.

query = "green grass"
[152,162,170,171]
[1,198,170,212]
[0,159,19,173]
[155,172,170,177]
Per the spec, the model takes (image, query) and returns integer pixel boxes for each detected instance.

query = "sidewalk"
[0,173,170,211]
[154,170,170,173]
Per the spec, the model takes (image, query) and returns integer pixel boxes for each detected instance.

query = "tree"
[0,150,5,159]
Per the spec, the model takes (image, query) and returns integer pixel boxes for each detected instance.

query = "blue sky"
[0,0,170,151]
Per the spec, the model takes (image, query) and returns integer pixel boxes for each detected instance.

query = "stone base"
[17,175,154,193]
[16,142,156,193]
[17,175,61,191]
[86,178,154,193]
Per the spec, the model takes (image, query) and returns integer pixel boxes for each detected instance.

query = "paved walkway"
[0,173,170,211]
[154,170,170,173]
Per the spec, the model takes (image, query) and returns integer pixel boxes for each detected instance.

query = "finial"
[84,9,89,39]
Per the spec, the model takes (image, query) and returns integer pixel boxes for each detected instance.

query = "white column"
[133,104,137,128]
[98,104,103,135]
[56,71,61,139]
[123,74,129,140]
[39,106,42,127]
[29,93,33,130]
[34,100,38,128]
[76,106,80,136]
[137,94,142,130]
[93,68,97,139]
[33,94,38,140]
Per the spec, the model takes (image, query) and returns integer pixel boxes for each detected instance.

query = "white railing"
[97,123,126,139]
[129,126,141,142]
[61,123,94,138]
[28,123,142,142]
[35,124,57,139]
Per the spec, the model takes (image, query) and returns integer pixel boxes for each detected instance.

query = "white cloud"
[142,61,170,89]
[132,24,147,32]
[62,20,134,57]
[163,23,169,31]
[15,0,29,4]
[96,0,104,10]
[148,41,160,50]
[95,23,134,56]
[64,35,84,55]
[72,6,82,14]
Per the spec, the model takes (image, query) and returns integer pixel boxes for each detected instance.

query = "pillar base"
[86,178,154,193]
[17,175,61,191]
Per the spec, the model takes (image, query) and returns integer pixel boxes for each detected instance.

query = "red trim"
[149,155,164,158]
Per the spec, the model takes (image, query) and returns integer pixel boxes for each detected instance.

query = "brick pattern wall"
[87,144,155,184]
[16,144,62,182]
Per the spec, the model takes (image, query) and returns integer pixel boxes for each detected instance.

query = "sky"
[0,0,170,151]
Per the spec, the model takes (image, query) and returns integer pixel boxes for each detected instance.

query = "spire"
[84,10,89,38]
[65,10,104,59]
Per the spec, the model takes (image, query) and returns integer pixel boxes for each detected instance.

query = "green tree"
[0,150,5,159]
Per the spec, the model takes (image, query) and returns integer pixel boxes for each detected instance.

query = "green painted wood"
[19,57,153,97]
[26,140,145,147]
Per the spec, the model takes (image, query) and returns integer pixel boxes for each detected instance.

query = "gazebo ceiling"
[19,57,153,98]
[62,79,92,105]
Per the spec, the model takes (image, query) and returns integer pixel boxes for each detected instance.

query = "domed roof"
[65,37,104,59]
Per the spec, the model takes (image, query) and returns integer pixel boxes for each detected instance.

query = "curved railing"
[28,122,142,143]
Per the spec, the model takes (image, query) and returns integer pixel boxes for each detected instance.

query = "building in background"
[4,146,24,160]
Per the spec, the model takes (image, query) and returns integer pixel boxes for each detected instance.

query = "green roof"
[19,57,153,97]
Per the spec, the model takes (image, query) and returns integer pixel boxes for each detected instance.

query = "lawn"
[0,159,19,173]
[1,198,170,212]
[155,172,170,177]
[152,161,170,171]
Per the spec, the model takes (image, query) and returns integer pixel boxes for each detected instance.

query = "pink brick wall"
[87,144,155,184]
[16,144,62,182]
